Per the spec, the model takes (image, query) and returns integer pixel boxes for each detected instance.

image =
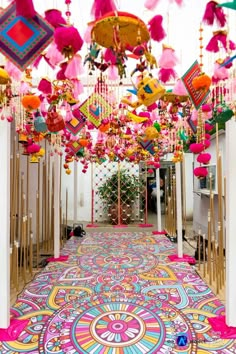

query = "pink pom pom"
[194,166,208,178]
[26,143,41,154]
[205,123,214,131]
[54,26,83,56]
[189,143,205,154]
[158,68,177,83]
[197,153,211,164]
[204,140,211,149]
[144,0,160,10]
[153,162,160,169]
[44,9,66,28]
[205,133,211,140]
[159,47,178,68]
[148,15,166,42]
[15,0,36,18]
[91,0,117,20]
[172,79,188,95]
[202,104,212,112]
[65,55,84,79]
[38,78,52,95]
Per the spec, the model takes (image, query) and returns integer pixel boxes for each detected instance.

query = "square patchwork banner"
[65,109,86,136]
[139,139,155,155]
[181,60,210,110]
[0,2,54,71]
[79,92,113,128]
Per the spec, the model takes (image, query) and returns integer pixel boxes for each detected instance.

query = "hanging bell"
[30,155,39,163]
[18,133,28,144]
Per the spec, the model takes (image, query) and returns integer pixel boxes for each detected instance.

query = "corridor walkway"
[1,231,235,353]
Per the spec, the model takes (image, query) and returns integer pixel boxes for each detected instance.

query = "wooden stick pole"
[0,119,11,328]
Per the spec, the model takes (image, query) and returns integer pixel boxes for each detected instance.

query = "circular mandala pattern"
[79,249,157,274]
[39,293,197,353]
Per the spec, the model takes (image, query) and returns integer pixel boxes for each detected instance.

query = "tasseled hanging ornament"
[38,78,52,95]
[45,42,64,66]
[158,45,178,83]
[4,60,22,81]
[44,9,67,28]
[212,59,229,83]
[91,0,117,20]
[144,0,160,10]
[202,1,226,27]
[172,79,188,95]
[54,26,84,59]
[148,15,166,42]
[15,0,36,18]
[206,30,236,53]
[64,54,84,79]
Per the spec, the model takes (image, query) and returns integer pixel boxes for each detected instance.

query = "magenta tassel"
[206,33,236,53]
[158,68,177,83]
[91,0,117,20]
[144,0,160,10]
[44,9,66,28]
[202,1,217,25]
[56,62,68,80]
[15,0,36,18]
[215,6,227,27]
[148,15,166,42]
[38,78,52,95]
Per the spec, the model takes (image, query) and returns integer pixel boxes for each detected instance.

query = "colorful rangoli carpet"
[1,231,236,353]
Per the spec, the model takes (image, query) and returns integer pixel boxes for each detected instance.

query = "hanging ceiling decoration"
[0,2,54,71]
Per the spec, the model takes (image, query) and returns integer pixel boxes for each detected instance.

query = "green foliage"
[98,169,142,207]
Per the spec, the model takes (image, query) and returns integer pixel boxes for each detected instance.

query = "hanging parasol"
[91,11,150,49]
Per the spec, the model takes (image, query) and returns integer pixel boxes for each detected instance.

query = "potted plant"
[98,168,143,224]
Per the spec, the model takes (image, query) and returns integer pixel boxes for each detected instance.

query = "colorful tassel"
[104,48,117,65]
[15,0,36,18]
[158,68,177,83]
[159,46,178,68]
[71,79,84,97]
[44,9,66,28]
[54,26,84,58]
[56,62,68,80]
[206,31,236,53]
[65,55,84,79]
[172,79,188,95]
[4,60,22,81]
[38,78,52,95]
[107,65,119,80]
[202,1,226,27]
[212,60,229,83]
[144,0,160,10]
[45,42,64,66]
[91,0,117,20]
[148,15,166,42]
